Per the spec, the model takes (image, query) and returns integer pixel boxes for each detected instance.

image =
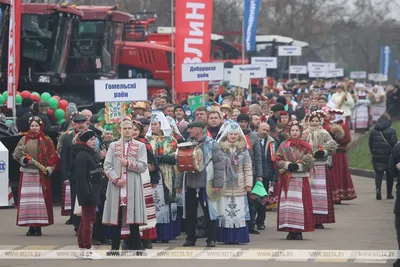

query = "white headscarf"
[166,115,183,137]
[216,121,246,143]
[145,110,172,137]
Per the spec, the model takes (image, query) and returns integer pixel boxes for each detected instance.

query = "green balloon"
[48,97,59,109]
[41,92,51,102]
[57,119,65,125]
[0,95,5,105]
[5,119,12,126]
[2,91,8,100]
[16,94,22,104]
[54,108,65,120]
[31,92,40,97]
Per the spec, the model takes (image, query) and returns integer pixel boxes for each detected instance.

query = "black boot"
[315,224,325,229]
[183,239,196,247]
[388,194,394,199]
[376,189,382,200]
[295,233,303,240]
[26,227,35,236]
[142,239,152,249]
[286,232,294,240]
[34,227,42,236]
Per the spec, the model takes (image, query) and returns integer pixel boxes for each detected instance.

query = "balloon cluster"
[0,91,69,125]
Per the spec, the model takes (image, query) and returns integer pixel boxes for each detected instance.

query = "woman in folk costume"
[102,117,148,252]
[146,111,180,242]
[216,122,252,244]
[368,85,386,124]
[331,84,354,127]
[351,83,371,133]
[328,109,357,203]
[13,117,58,236]
[302,111,337,229]
[276,120,315,240]
[132,120,159,249]
[166,115,185,144]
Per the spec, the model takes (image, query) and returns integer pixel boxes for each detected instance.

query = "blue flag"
[395,60,400,80]
[380,45,392,76]
[244,0,261,52]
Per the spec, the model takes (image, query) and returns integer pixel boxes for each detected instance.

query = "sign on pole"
[326,63,336,71]
[94,79,148,103]
[309,70,327,78]
[233,64,267,78]
[278,46,302,56]
[368,73,388,82]
[181,62,224,82]
[325,69,344,78]
[230,71,251,88]
[307,62,327,72]
[350,71,367,79]
[380,45,392,77]
[289,65,308,74]
[251,57,277,69]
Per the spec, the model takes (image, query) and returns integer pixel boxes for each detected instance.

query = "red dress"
[331,122,357,203]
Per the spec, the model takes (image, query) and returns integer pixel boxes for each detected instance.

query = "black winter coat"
[72,143,102,207]
[369,117,398,172]
[16,108,33,133]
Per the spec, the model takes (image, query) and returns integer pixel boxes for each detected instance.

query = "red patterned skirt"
[332,152,357,202]
[314,166,335,224]
[17,172,53,227]
[61,183,72,216]
[277,176,314,233]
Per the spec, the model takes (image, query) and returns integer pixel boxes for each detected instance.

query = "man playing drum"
[175,121,225,247]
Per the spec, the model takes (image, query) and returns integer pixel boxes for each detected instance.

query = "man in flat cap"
[60,114,88,234]
[175,120,225,247]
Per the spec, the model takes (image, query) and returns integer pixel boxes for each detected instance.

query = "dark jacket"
[369,117,398,172]
[61,132,75,182]
[260,135,277,184]
[72,143,102,207]
[389,143,400,214]
[16,107,33,133]
[242,127,263,179]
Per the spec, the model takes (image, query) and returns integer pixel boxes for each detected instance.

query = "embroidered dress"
[61,183,72,216]
[216,138,252,244]
[303,126,337,225]
[276,139,314,233]
[147,135,179,241]
[351,92,370,131]
[13,132,58,227]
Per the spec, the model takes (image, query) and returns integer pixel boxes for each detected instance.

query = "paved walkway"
[0,175,396,266]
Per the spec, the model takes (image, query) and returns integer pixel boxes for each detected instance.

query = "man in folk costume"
[302,111,338,229]
[276,120,315,240]
[236,113,263,234]
[59,114,88,233]
[256,122,278,230]
[13,117,58,236]
[102,117,148,252]
[175,121,225,247]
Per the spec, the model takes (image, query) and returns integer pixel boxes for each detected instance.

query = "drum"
[176,142,205,173]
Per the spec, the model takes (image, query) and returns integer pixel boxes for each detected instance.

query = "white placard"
[308,62,327,72]
[326,63,336,71]
[369,73,388,82]
[251,57,277,69]
[224,69,232,81]
[233,64,267,78]
[309,70,327,78]
[94,78,148,103]
[0,142,9,207]
[278,46,302,56]
[326,68,344,78]
[181,62,224,82]
[350,71,367,79]
[229,71,251,88]
[290,65,308,74]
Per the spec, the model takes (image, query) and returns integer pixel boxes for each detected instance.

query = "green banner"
[188,95,204,111]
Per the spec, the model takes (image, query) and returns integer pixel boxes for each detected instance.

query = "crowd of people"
[9,78,400,261]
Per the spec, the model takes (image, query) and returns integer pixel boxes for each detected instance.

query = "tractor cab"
[19,3,83,91]
[64,5,132,87]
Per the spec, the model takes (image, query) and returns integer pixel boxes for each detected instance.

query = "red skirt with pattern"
[332,152,357,202]
[314,166,336,224]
